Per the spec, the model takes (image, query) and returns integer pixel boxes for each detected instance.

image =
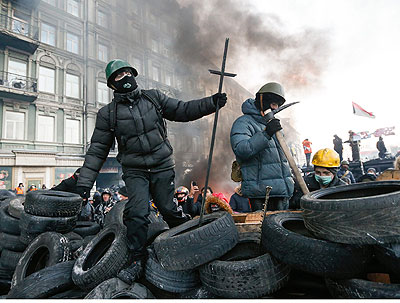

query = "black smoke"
[148,0,331,197]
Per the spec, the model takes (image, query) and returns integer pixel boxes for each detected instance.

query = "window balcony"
[0,71,38,102]
[0,14,39,54]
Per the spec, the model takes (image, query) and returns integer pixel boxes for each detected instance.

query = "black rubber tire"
[6,261,75,299]
[0,265,13,280]
[0,202,20,235]
[0,190,15,200]
[374,243,400,277]
[199,234,290,298]
[301,181,400,245]
[84,277,130,299]
[19,212,77,245]
[72,224,130,291]
[73,221,101,238]
[104,200,169,244]
[261,212,372,279]
[0,232,27,252]
[179,286,218,299]
[111,283,155,299]
[24,190,82,217]
[11,232,70,289]
[153,212,239,271]
[8,196,24,219]
[145,248,200,293]
[48,287,88,299]
[0,279,10,296]
[0,250,22,270]
[325,277,400,299]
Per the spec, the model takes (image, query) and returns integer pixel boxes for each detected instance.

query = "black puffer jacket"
[78,89,217,188]
[290,172,347,209]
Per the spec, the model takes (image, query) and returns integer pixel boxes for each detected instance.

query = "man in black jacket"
[75,59,227,284]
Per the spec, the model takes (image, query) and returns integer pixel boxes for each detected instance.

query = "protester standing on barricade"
[230,82,294,212]
[75,59,227,284]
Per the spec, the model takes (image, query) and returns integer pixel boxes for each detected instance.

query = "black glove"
[265,118,282,137]
[212,92,227,108]
[76,186,91,200]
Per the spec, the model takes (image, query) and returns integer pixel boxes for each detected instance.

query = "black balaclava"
[111,68,138,93]
[254,92,285,112]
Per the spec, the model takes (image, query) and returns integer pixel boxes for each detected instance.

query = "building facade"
[0,0,257,190]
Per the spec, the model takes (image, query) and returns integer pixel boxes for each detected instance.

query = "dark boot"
[117,260,143,285]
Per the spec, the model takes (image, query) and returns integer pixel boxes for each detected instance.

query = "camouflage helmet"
[105,59,138,88]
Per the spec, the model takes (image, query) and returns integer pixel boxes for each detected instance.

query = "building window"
[98,44,108,62]
[66,73,80,98]
[38,66,55,93]
[131,57,142,74]
[4,111,25,140]
[151,39,159,53]
[67,0,79,17]
[97,10,107,27]
[65,119,80,144]
[66,32,79,54]
[40,22,56,46]
[8,58,27,88]
[37,115,55,142]
[132,27,140,42]
[11,10,29,36]
[152,65,161,82]
[165,71,173,86]
[8,58,27,77]
[97,81,109,104]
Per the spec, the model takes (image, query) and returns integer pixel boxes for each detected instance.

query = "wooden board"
[376,169,400,181]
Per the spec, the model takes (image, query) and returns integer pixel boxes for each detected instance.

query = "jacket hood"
[242,98,267,125]
[242,98,260,115]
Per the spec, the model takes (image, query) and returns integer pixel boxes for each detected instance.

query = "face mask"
[315,174,333,186]
[113,75,138,93]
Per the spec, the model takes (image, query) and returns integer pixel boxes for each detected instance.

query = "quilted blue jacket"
[230,98,294,198]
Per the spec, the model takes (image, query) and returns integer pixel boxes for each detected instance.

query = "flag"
[373,126,395,137]
[356,131,371,139]
[352,102,375,118]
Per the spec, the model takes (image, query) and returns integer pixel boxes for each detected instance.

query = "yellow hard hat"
[312,148,340,168]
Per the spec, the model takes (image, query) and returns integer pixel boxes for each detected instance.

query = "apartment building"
[0,0,260,190]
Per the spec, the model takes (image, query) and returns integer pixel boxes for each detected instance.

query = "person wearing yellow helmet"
[291,148,347,209]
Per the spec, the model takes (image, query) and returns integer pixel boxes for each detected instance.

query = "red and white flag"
[352,102,375,118]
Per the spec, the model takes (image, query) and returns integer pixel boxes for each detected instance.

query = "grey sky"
[231,0,400,158]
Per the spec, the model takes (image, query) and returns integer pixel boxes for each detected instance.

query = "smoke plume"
[149,0,331,197]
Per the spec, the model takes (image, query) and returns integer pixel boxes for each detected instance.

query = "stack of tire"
[262,181,400,299]
[18,190,83,247]
[6,202,291,299]
[0,192,23,294]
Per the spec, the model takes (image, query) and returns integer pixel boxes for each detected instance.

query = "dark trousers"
[249,197,289,212]
[122,168,188,259]
[305,153,311,167]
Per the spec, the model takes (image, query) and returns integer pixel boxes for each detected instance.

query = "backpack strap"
[109,99,117,133]
[141,90,167,137]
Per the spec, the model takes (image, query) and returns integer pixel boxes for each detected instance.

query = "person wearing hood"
[291,148,347,209]
[75,59,227,284]
[230,82,294,212]
[229,184,251,213]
